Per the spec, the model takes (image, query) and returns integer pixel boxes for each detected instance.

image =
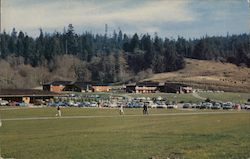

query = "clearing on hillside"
[146,59,250,92]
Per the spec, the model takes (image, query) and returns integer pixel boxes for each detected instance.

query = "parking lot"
[1,92,250,110]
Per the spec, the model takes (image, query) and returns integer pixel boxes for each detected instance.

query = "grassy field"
[0,107,249,159]
[198,92,250,103]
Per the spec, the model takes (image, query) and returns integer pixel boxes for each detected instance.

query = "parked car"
[145,101,157,108]
[67,101,76,107]
[8,101,18,106]
[134,102,144,108]
[241,104,246,109]
[17,102,28,107]
[244,102,250,109]
[90,102,98,107]
[182,103,191,108]
[211,103,221,109]
[109,102,118,108]
[191,103,198,108]
[201,102,213,109]
[0,100,9,106]
[195,103,201,109]
[167,104,177,109]
[155,101,167,108]
[49,101,68,107]
[103,102,109,107]
[33,99,45,106]
[222,102,233,109]
[83,102,91,107]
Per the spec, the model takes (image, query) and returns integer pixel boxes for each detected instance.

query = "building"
[61,81,111,92]
[63,81,92,92]
[43,81,72,92]
[163,82,193,93]
[126,82,161,93]
[91,84,111,92]
[126,82,193,94]
[0,89,63,104]
[180,86,193,93]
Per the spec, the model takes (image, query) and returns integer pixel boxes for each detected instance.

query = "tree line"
[0,24,249,85]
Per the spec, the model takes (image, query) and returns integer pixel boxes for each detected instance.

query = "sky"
[1,0,250,39]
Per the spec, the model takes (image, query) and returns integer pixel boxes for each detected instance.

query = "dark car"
[183,103,191,108]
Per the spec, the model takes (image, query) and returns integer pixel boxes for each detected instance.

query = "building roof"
[164,82,189,90]
[44,80,110,87]
[69,81,91,89]
[92,84,110,86]
[137,82,160,87]
[43,80,72,86]
[0,89,63,97]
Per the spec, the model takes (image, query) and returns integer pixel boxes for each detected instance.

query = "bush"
[205,98,211,102]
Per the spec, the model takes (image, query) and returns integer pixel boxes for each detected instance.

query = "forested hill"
[0,24,249,88]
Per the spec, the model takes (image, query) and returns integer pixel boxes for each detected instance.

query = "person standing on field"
[143,103,148,115]
[120,105,124,115]
[57,106,62,117]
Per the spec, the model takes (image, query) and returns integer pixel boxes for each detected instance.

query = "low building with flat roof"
[43,81,72,92]
[0,89,63,104]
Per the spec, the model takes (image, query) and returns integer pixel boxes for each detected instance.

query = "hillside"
[146,59,250,92]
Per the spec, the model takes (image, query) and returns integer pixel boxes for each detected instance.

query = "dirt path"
[192,92,223,103]
[192,92,206,100]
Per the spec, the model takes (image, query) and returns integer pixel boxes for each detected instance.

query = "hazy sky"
[2,0,250,38]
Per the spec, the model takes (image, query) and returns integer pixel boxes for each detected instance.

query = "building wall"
[22,97,30,103]
[43,84,65,92]
[92,86,111,92]
[50,85,65,92]
[180,87,193,93]
[135,86,157,93]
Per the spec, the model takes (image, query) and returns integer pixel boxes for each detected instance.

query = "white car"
[167,104,177,109]
[244,102,250,109]
[145,101,157,108]
[156,102,167,108]
[0,100,9,106]
[109,102,118,108]
[90,102,98,107]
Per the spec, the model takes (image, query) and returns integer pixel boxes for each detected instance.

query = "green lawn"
[198,92,250,103]
[0,108,249,159]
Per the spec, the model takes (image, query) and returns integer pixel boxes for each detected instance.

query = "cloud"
[2,0,197,35]
[1,0,248,38]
